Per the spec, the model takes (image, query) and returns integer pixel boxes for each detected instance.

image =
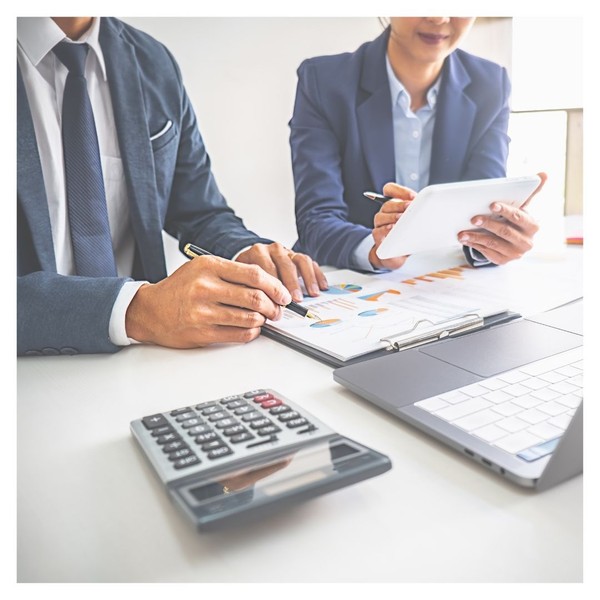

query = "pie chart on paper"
[326,283,363,295]
[310,319,342,329]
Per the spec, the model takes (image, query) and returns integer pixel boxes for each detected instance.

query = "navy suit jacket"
[17,18,271,356]
[290,28,511,268]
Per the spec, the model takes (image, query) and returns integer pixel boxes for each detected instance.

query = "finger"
[487,202,539,234]
[468,211,537,252]
[458,231,526,263]
[312,260,329,290]
[210,325,262,345]
[291,253,320,296]
[238,244,279,279]
[382,182,417,201]
[374,211,401,228]
[202,303,268,329]
[372,224,394,246]
[266,243,304,302]
[461,241,508,266]
[213,259,292,307]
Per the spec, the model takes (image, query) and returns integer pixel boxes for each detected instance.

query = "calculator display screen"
[177,439,367,527]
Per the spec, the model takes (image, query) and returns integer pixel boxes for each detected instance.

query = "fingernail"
[292,290,303,302]
[492,203,501,212]
[459,234,469,242]
[309,284,319,296]
[473,218,483,226]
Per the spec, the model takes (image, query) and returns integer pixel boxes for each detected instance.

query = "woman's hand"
[370,182,416,270]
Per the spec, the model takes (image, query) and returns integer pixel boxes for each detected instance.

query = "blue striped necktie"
[53,41,117,277]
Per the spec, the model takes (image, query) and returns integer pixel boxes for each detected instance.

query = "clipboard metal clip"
[380,312,484,352]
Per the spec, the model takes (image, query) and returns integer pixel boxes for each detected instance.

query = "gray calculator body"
[131,389,391,531]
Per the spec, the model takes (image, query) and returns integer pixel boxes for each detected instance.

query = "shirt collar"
[385,54,441,111]
[17,17,106,81]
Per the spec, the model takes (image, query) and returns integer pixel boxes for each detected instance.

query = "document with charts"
[263,255,583,364]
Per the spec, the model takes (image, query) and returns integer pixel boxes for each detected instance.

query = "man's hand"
[458,172,547,265]
[236,242,328,302]
[370,182,416,270]
[125,256,292,348]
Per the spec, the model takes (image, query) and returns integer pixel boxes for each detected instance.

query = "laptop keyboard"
[414,347,583,461]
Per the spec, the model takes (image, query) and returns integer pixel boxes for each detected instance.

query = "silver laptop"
[333,300,583,490]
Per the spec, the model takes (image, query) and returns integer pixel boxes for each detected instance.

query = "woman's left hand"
[457,172,547,265]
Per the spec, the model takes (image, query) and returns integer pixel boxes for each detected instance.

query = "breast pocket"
[150,119,178,152]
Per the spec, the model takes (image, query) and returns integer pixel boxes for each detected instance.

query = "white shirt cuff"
[351,234,377,272]
[109,280,148,346]
[232,245,253,261]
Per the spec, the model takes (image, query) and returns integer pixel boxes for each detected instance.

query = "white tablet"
[376,175,542,259]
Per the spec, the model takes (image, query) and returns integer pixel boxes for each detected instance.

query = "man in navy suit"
[290,17,543,271]
[17,17,327,356]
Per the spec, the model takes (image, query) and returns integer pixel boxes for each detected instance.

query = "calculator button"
[252,393,274,403]
[181,418,205,428]
[214,417,238,429]
[230,432,255,444]
[175,412,196,422]
[233,405,254,415]
[243,389,268,398]
[167,448,194,460]
[207,447,234,459]
[250,418,272,429]
[197,403,220,415]
[173,455,201,469]
[269,405,292,415]
[162,440,188,453]
[142,414,169,429]
[286,418,308,429]
[194,431,219,444]
[219,395,243,405]
[150,425,175,437]
[170,407,193,417]
[207,411,228,422]
[156,433,181,444]
[259,399,283,409]
[257,425,281,436]
[223,424,247,436]
[220,399,247,409]
[186,424,212,436]
[241,411,263,422]
[278,411,300,422]
[201,439,226,451]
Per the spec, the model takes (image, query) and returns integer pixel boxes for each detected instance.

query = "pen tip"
[306,311,321,321]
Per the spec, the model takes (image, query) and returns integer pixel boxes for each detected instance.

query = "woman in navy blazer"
[289,17,542,270]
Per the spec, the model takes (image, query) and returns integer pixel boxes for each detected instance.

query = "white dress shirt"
[17,17,144,346]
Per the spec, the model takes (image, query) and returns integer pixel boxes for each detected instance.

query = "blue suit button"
[24,350,42,356]
[60,347,78,355]
[42,347,60,356]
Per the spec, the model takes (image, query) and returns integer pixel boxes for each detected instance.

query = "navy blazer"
[290,28,511,268]
[17,18,271,356]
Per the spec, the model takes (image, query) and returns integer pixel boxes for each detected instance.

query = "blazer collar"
[17,66,57,271]
[356,28,395,191]
[99,18,167,281]
[430,51,477,183]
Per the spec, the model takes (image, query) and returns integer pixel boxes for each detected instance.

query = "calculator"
[131,389,391,531]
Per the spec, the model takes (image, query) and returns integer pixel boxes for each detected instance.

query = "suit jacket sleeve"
[160,50,273,259]
[289,60,373,268]
[17,272,128,355]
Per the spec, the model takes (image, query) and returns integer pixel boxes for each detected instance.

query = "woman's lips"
[418,32,449,45]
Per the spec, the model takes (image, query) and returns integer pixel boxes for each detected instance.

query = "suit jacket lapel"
[430,52,476,184]
[99,19,166,281]
[17,66,57,271]
[356,29,395,191]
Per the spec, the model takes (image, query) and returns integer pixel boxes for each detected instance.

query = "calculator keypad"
[138,389,328,474]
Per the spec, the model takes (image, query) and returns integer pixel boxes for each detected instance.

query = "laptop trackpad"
[420,319,582,378]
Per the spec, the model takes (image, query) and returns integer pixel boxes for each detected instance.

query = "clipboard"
[262,310,521,369]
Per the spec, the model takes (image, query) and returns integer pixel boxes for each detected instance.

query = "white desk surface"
[17,248,583,583]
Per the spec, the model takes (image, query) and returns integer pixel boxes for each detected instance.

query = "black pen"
[183,243,320,320]
[363,191,393,204]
